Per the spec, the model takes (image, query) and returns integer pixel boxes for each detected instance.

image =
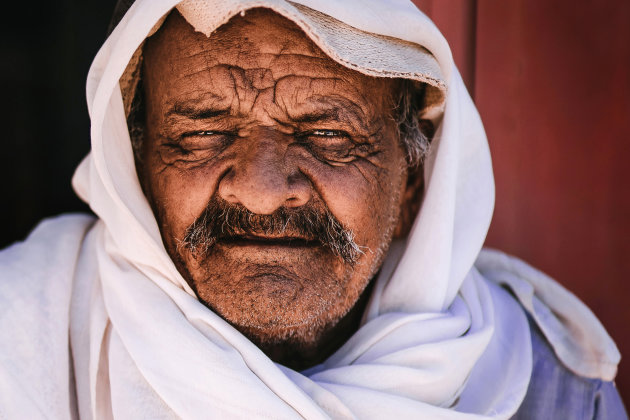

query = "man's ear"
[394,164,424,238]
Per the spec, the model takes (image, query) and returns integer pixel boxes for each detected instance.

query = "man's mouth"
[217,234,319,248]
[181,196,361,263]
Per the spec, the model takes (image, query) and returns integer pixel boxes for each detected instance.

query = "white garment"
[0,0,620,419]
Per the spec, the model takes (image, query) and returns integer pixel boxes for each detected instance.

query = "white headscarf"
[0,0,619,419]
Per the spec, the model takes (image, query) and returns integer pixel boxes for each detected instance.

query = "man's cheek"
[301,161,380,213]
[149,177,202,240]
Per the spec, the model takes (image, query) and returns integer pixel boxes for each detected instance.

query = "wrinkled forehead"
[142,9,402,125]
[144,8,351,81]
[157,8,327,61]
[116,0,446,119]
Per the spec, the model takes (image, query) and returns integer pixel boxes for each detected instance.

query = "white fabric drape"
[0,0,619,419]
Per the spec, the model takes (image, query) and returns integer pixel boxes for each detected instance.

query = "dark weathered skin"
[139,8,418,369]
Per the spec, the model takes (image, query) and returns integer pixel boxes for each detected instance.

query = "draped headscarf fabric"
[0,1,620,419]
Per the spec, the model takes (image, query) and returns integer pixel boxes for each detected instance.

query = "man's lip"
[217,235,319,247]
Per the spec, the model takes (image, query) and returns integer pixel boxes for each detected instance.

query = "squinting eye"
[161,130,235,164]
[311,129,343,137]
[183,130,218,137]
[296,129,361,164]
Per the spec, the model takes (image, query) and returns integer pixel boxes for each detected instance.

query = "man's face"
[140,9,411,349]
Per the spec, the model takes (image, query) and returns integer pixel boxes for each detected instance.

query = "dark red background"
[414,0,630,404]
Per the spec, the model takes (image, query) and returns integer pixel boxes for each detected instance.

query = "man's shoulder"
[1,212,95,252]
[0,212,96,315]
[475,249,627,418]
[0,213,95,419]
[514,318,628,419]
[477,248,620,380]
[0,213,95,275]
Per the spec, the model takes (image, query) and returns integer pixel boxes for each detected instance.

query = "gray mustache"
[181,196,362,264]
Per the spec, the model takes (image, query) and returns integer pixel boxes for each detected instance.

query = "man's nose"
[218,133,311,214]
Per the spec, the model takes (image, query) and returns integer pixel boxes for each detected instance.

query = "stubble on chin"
[180,241,357,345]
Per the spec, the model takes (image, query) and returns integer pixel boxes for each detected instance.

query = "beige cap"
[119,0,446,117]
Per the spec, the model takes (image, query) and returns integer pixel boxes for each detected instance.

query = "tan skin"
[139,9,419,369]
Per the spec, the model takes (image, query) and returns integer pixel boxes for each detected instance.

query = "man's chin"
[163,234,380,368]
[195,264,341,329]
[166,237,374,353]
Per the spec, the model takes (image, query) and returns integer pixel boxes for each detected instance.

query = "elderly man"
[0,0,626,418]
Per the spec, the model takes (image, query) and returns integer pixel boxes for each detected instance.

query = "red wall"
[415,0,630,404]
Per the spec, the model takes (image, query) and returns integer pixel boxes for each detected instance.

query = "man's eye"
[182,130,223,138]
[304,130,350,145]
[179,130,236,144]
[161,131,234,165]
[298,130,364,163]
[311,129,343,137]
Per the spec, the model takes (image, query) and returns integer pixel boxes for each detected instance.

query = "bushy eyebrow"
[164,94,372,133]
[166,103,229,120]
[288,97,370,132]
[291,108,339,123]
